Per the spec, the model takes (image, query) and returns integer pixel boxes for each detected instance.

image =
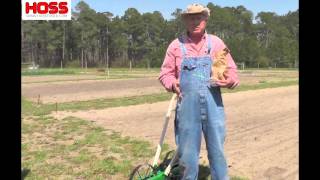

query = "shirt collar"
[185,30,207,42]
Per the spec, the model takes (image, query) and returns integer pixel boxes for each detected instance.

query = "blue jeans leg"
[175,94,202,180]
[203,93,229,180]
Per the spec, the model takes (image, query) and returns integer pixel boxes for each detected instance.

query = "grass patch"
[22,106,251,179]
[21,97,57,116]
[21,115,165,179]
[239,68,298,72]
[98,74,156,79]
[22,93,172,116]
[129,140,154,157]
[55,93,170,112]
[92,156,120,175]
[22,77,107,84]
[69,150,91,164]
[21,97,36,116]
[22,69,77,76]
[221,79,298,93]
[21,67,160,77]
[259,80,267,83]
[230,176,250,180]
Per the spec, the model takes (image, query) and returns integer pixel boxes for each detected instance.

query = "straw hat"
[181,3,210,17]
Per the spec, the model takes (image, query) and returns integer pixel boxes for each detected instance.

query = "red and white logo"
[22,0,71,20]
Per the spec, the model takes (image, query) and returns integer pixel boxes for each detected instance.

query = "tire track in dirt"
[54,86,298,179]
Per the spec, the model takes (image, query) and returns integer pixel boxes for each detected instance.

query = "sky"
[71,0,299,20]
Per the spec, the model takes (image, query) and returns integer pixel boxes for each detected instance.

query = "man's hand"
[172,79,181,97]
[215,71,239,89]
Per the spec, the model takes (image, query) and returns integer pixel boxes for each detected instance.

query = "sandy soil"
[53,86,298,180]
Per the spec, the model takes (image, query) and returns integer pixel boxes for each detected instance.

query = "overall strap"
[178,36,187,57]
[207,34,212,55]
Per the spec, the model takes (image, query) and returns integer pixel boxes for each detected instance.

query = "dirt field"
[22,74,102,83]
[21,70,298,103]
[54,86,298,180]
[22,77,166,103]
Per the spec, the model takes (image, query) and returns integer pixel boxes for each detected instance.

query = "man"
[158,3,239,180]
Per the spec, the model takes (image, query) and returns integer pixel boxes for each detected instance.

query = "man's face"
[183,13,207,35]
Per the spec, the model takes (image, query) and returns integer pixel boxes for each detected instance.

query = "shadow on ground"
[21,168,30,179]
[198,165,211,180]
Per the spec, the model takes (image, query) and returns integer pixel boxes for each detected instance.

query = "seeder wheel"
[129,163,156,180]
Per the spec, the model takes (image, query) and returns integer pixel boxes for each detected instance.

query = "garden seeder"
[129,94,183,180]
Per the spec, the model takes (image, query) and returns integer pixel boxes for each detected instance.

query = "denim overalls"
[175,35,229,180]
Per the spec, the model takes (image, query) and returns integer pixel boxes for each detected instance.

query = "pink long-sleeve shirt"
[158,32,239,92]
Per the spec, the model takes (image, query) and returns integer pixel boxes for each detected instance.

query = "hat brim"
[181,11,208,16]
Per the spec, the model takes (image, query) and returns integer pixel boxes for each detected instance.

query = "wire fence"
[236,61,298,70]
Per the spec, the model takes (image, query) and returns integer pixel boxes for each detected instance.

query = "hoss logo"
[22,0,71,20]
[25,2,68,14]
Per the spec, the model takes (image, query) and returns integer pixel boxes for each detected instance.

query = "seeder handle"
[152,93,177,167]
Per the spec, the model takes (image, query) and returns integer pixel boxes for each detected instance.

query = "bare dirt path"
[54,86,298,180]
[22,77,166,103]
[22,74,101,83]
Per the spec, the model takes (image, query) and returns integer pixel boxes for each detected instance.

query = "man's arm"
[225,52,240,89]
[158,43,177,92]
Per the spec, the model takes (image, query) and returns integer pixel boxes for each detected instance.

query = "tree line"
[21,1,299,68]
